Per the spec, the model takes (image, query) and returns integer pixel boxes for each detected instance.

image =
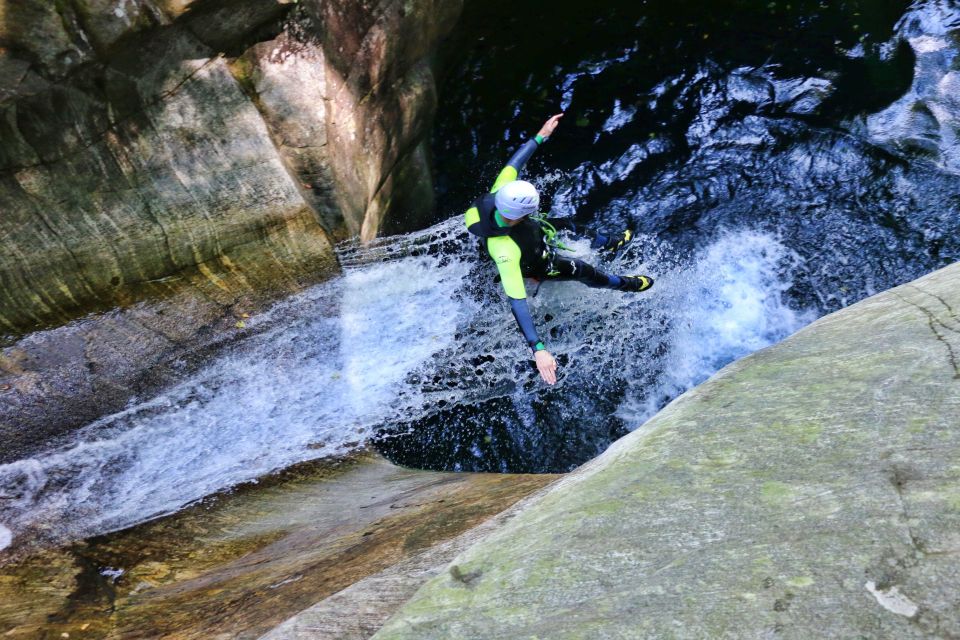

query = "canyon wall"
[0,0,462,459]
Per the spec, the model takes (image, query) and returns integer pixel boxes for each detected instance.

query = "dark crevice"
[896,291,960,379]
[886,465,926,556]
[906,284,960,327]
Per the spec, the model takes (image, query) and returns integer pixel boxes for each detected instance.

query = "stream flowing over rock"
[370,254,960,640]
[2,1,960,638]
[0,451,556,639]
[0,0,462,460]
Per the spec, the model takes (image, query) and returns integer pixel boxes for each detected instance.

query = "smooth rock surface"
[0,0,460,337]
[374,261,960,639]
[259,476,554,640]
[0,452,556,639]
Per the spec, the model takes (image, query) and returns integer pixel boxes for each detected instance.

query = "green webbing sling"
[530,214,572,251]
[529,214,570,277]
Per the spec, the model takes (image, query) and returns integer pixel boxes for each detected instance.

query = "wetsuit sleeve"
[464,205,481,234]
[510,298,542,352]
[488,236,526,299]
[490,137,544,193]
[487,235,542,351]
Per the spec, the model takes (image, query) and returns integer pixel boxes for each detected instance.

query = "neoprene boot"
[617,275,654,292]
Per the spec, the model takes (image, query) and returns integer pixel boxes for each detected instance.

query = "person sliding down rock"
[464,113,654,386]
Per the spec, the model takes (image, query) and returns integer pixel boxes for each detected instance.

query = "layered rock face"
[371,261,960,639]
[0,0,461,458]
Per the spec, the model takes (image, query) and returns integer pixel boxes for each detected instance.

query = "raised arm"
[490,114,564,193]
[465,114,565,237]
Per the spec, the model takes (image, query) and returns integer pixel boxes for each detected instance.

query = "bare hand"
[534,349,558,385]
[537,113,564,140]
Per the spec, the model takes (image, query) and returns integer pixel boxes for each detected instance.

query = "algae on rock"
[0,453,555,639]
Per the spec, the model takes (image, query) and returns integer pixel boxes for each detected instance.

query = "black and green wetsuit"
[464,135,631,353]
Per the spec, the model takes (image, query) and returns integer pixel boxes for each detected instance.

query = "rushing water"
[384,0,960,470]
[2,0,960,556]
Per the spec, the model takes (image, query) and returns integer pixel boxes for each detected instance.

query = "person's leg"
[545,218,633,256]
[590,230,632,254]
[546,258,613,287]
[546,258,651,291]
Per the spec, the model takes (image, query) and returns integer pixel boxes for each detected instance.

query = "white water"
[618,231,813,421]
[0,218,812,555]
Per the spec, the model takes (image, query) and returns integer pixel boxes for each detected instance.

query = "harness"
[529,214,570,276]
[469,194,572,278]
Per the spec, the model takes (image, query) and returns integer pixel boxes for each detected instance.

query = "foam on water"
[618,231,814,422]
[339,258,467,419]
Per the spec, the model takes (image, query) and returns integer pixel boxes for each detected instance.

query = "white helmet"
[495,180,540,220]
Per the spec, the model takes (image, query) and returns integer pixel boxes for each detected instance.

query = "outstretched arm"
[472,114,565,231]
[508,297,557,385]
[488,235,558,385]
[490,113,564,193]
